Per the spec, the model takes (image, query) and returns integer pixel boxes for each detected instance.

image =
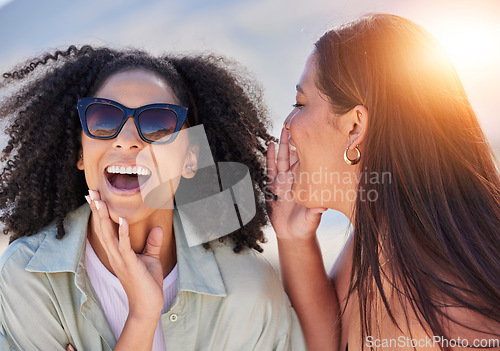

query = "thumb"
[304,207,328,229]
[142,226,164,259]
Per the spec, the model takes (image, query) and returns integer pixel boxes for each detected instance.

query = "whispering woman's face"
[282,53,362,212]
[77,69,193,226]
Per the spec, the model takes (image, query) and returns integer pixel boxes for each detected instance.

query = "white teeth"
[106,165,151,176]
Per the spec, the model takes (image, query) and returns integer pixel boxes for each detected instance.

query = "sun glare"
[427,19,500,74]
[422,14,500,146]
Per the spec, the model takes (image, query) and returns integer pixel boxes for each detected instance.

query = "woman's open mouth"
[105,165,152,192]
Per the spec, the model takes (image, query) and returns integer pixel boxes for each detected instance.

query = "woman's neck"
[87,209,177,279]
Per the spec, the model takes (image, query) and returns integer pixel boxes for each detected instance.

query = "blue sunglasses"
[77,97,189,144]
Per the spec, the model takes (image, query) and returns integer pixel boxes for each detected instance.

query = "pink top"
[85,239,178,350]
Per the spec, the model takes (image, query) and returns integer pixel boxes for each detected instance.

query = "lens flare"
[427,19,500,75]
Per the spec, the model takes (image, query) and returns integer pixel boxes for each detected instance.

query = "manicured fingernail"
[119,217,123,226]
[84,195,91,204]
[90,190,100,201]
[95,201,100,211]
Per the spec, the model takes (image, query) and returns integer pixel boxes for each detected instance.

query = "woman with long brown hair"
[267,13,500,350]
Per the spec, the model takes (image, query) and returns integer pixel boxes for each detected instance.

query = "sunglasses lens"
[86,104,123,138]
[138,108,178,142]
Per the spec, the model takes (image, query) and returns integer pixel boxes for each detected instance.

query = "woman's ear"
[346,105,369,148]
[182,144,200,179]
[76,149,84,170]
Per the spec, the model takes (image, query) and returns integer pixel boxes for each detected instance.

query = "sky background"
[0,0,499,269]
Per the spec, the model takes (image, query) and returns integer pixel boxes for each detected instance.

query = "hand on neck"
[87,208,177,279]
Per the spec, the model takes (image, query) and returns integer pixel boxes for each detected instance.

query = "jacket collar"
[25,205,89,273]
[173,209,226,297]
[25,204,227,297]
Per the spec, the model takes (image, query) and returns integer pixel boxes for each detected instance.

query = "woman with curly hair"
[0,46,305,350]
[267,14,500,351]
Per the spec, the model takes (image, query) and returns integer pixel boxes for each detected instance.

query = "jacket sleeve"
[248,254,307,351]
[250,290,307,351]
[272,307,307,351]
[214,249,307,351]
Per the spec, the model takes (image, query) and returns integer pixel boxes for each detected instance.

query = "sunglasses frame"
[77,97,189,144]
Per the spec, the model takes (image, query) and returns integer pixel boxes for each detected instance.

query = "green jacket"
[0,205,305,350]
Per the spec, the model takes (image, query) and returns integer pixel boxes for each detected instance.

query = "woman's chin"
[103,201,147,224]
[291,182,338,209]
[291,183,318,208]
[105,206,135,224]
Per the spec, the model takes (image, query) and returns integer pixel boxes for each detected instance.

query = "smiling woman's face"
[284,53,360,213]
[77,69,191,224]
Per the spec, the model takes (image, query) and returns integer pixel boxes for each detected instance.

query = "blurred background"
[1,0,499,272]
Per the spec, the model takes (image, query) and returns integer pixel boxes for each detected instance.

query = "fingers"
[86,191,142,272]
[84,190,165,300]
[143,226,163,260]
[85,189,163,263]
[86,189,101,210]
[118,217,138,264]
[90,189,101,201]
[304,207,328,228]
[118,217,137,258]
[266,127,294,183]
[118,217,131,253]
[95,200,119,249]
[86,190,121,261]
[290,146,298,167]
[266,141,277,181]
[276,128,290,173]
[66,344,76,351]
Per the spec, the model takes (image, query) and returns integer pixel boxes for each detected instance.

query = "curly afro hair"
[0,45,275,253]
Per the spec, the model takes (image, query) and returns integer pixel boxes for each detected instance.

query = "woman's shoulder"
[0,223,85,350]
[210,242,284,297]
[0,229,55,317]
[0,230,51,279]
[211,242,278,276]
[0,205,89,282]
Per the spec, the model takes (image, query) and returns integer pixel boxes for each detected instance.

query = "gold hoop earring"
[344,145,361,165]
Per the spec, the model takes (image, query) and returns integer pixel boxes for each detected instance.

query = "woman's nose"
[112,118,145,149]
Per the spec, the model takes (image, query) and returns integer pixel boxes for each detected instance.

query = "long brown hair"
[315,14,500,348]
